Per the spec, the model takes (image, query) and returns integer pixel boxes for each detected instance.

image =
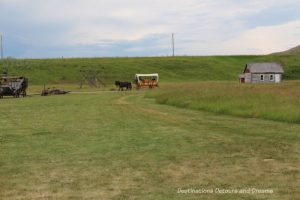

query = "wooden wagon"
[134,73,159,89]
[0,75,28,98]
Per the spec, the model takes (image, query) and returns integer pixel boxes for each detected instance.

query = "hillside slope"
[1,55,300,84]
[273,45,300,55]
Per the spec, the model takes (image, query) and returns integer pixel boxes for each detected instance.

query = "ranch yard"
[0,83,299,200]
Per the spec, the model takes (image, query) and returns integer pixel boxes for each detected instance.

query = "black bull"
[115,81,132,91]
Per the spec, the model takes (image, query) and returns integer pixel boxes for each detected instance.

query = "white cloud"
[222,20,300,55]
[1,0,300,57]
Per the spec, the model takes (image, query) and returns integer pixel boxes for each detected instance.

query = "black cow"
[115,81,132,91]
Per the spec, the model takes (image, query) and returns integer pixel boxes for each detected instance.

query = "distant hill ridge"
[273,45,300,55]
[1,55,300,84]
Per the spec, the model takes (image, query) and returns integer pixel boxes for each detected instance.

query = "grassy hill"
[273,45,300,55]
[1,55,300,85]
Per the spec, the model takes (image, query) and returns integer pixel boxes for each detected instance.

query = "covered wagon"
[134,73,159,89]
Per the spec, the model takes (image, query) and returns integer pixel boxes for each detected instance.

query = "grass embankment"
[1,55,300,85]
[0,92,299,199]
[147,81,300,123]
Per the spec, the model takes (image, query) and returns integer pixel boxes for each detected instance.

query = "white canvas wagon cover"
[135,73,159,81]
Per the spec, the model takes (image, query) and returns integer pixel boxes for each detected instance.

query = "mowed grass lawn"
[0,91,299,199]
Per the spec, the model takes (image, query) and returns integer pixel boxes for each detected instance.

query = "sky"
[1,0,300,58]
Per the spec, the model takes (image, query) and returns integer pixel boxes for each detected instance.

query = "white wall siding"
[245,73,251,83]
[251,73,282,83]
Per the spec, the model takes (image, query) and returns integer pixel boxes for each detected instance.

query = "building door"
[275,74,281,83]
[240,78,245,83]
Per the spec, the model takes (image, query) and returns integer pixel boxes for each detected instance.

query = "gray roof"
[245,63,284,73]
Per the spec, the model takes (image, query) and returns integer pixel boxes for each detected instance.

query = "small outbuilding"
[239,62,284,83]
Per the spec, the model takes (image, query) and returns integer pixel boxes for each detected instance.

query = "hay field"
[147,81,300,123]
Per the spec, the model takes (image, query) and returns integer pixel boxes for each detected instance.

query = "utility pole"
[172,33,175,57]
[1,34,3,59]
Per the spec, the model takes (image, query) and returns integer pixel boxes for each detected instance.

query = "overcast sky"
[1,0,300,58]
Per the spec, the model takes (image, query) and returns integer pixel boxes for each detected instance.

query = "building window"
[270,74,274,81]
[260,74,264,81]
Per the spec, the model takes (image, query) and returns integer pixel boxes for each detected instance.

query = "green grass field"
[0,91,299,199]
[1,55,300,199]
[1,55,300,85]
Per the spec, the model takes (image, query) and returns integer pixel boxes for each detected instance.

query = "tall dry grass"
[147,81,300,123]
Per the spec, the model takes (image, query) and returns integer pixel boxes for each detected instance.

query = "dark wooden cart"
[0,76,28,98]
